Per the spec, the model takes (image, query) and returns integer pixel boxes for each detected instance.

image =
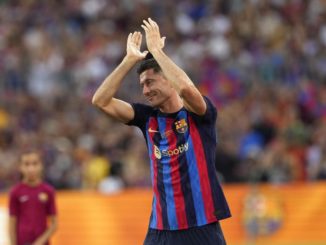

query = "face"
[20,152,43,183]
[140,69,173,107]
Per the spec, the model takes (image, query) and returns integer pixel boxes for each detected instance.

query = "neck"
[23,178,41,187]
[159,93,183,113]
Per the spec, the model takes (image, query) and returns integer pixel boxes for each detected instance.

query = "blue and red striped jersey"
[127,96,231,230]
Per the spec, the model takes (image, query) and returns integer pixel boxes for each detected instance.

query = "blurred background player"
[92,18,230,245]
[8,150,57,245]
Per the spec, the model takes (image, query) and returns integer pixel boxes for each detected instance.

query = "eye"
[146,80,154,86]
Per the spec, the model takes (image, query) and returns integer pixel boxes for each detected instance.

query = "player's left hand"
[141,18,166,53]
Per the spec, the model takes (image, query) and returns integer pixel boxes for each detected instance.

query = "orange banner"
[0,182,325,245]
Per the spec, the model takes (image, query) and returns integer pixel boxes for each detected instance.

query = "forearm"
[92,56,137,107]
[151,49,194,95]
[34,218,58,245]
[34,227,56,244]
[9,229,16,245]
[9,217,17,245]
[142,18,206,115]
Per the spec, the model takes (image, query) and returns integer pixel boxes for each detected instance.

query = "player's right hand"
[126,31,148,62]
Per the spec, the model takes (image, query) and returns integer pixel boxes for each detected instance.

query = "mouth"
[146,93,157,102]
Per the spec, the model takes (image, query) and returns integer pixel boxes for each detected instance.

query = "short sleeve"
[126,103,153,128]
[47,189,57,216]
[9,190,19,216]
[191,96,217,123]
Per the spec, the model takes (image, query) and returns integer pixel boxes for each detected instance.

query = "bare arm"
[92,56,137,123]
[9,216,17,245]
[32,216,58,245]
[142,18,206,115]
[92,32,148,123]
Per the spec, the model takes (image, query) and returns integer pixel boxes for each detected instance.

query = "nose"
[143,84,150,95]
[27,164,37,172]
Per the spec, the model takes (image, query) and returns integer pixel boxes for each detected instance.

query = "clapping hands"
[126,18,165,61]
[141,18,166,53]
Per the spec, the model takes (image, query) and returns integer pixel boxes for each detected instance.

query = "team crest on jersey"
[154,145,162,159]
[38,192,48,202]
[175,119,188,133]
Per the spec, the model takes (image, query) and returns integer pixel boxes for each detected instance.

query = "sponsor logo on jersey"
[154,145,162,159]
[154,143,189,159]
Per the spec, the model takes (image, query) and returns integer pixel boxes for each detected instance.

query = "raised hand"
[126,31,148,62]
[141,18,166,53]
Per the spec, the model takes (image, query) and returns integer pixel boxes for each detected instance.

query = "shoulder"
[188,96,217,123]
[126,103,156,126]
[9,183,23,196]
[40,182,56,194]
[131,103,154,115]
[203,96,217,114]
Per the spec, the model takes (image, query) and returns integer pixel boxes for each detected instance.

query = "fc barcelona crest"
[175,119,188,133]
[38,192,48,202]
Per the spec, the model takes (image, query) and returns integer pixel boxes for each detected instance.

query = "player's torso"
[132,100,230,230]
[144,109,221,229]
[15,184,50,220]
[146,110,195,182]
[13,184,52,245]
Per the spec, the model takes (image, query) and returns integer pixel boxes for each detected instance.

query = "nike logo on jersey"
[148,127,174,138]
[19,195,29,202]
[148,128,159,133]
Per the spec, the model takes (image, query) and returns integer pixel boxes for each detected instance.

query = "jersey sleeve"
[47,188,57,216]
[126,103,153,129]
[191,96,217,123]
[9,189,19,216]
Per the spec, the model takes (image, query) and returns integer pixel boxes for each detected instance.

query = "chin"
[149,100,162,108]
[27,176,39,181]
[147,98,157,106]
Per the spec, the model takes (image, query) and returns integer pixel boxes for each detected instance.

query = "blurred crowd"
[0,0,325,192]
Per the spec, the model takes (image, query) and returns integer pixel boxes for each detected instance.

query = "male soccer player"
[9,150,57,245]
[92,18,231,245]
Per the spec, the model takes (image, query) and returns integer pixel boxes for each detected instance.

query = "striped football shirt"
[127,96,231,230]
